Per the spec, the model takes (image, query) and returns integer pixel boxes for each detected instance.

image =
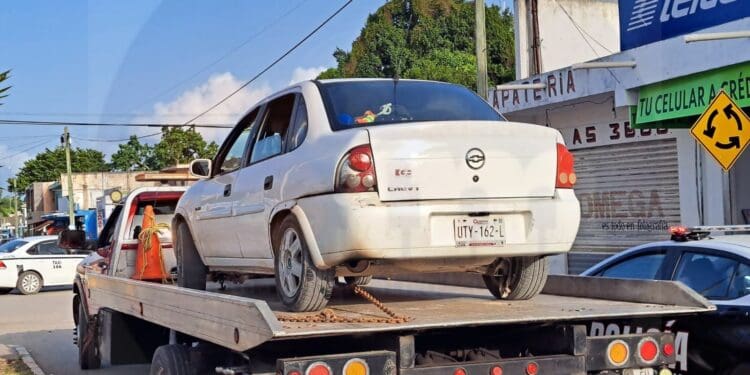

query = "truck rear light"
[556,143,576,188]
[0,260,5,270]
[637,338,659,363]
[336,145,377,193]
[453,368,467,375]
[306,362,331,375]
[662,342,675,357]
[490,366,503,375]
[606,339,629,366]
[343,358,369,375]
[287,371,301,375]
[525,362,539,375]
[658,369,673,375]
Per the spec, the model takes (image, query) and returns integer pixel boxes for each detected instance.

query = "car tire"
[175,222,207,291]
[273,215,334,312]
[344,276,373,286]
[150,344,190,375]
[0,288,12,295]
[77,299,101,370]
[16,271,42,295]
[482,256,548,300]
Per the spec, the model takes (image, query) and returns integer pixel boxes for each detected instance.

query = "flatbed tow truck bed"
[86,273,712,353]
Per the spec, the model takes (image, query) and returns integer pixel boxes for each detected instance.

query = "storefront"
[490,10,750,273]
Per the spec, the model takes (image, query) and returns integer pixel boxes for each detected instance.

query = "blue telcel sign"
[619,0,750,50]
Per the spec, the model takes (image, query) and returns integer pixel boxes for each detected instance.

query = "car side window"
[36,241,66,255]
[600,252,667,280]
[729,263,750,299]
[673,252,737,299]
[286,95,308,151]
[250,94,296,163]
[216,109,259,175]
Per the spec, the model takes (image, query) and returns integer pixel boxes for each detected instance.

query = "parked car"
[175,78,581,311]
[0,235,90,294]
[582,226,750,374]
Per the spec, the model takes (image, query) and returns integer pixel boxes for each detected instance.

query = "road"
[0,287,148,375]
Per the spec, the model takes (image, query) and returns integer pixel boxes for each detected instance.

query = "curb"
[8,345,46,375]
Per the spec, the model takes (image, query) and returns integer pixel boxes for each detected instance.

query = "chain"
[276,285,411,324]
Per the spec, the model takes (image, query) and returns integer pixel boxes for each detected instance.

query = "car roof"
[17,235,58,243]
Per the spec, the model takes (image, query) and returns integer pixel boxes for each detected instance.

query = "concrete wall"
[514,0,620,79]
[59,172,161,210]
[24,181,55,223]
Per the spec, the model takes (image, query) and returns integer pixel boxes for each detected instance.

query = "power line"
[127,0,310,112]
[0,119,233,128]
[72,131,163,143]
[0,139,56,162]
[184,0,353,125]
[554,1,613,54]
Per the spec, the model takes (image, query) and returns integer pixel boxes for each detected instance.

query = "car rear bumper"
[0,267,17,288]
[295,190,580,269]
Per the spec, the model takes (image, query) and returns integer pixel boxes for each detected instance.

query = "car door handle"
[264,176,273,190]
[224,184,232,197]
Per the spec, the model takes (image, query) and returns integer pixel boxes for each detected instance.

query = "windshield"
[0,239,28,253]
[318,80,504,130]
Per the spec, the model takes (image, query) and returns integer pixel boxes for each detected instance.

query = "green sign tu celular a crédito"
[635,62,750,128]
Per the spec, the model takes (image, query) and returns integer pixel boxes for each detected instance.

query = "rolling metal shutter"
[568,138,680,274]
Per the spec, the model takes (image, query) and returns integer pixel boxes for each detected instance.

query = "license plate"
[453,217,504,247]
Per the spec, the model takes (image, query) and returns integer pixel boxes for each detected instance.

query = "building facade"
[493,1,750,273]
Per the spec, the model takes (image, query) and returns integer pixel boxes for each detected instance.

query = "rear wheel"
[175,222,207,291]
[150,344,190,375]
[77,300,101,369]
[482,256,548,300]
[273,215,334,312]
[17,271,42,295]
[344,276,373,286]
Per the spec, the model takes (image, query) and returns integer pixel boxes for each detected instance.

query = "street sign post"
[690,90,750,171]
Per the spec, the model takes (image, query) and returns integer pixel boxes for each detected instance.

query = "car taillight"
[0,260,5,270]
[662,342,675,357]
[336,144,377,193]
[556,143,576,188]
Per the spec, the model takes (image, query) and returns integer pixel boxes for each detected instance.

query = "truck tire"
[150,344,190,375]
[482,256,548,300]
[77,300,101,369]
[344,276,373,286]
[175,222,207,291]
[16,271,42,295]
[273,215,334,312]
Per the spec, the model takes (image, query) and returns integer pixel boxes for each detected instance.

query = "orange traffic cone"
[132,205,169,282]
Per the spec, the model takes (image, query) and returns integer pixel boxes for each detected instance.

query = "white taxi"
[0,236,88,295]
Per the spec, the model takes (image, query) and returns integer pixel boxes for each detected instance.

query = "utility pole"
[475,0,489,100]
[13,178,18,237]
[62,127,76,230]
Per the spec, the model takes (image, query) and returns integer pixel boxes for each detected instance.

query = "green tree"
[8,147,109,192]
[318,0,515,89]
[110,135,157,172]
[0,70,11,105]
[0,196,21,217]
[152,128,219,169]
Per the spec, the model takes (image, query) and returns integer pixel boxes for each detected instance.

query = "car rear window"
[127,199,179,241]
[0,239,27,253]
[318,80,504,130]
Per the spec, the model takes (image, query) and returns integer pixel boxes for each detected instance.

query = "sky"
[0,0,510,189]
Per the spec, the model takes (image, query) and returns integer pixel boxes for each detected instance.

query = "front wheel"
[273,215,334,312]
[175,222,207,291]
[77,299,101,369]
[482,256,549,300]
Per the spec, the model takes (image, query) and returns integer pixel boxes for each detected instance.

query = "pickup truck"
[66,186,714,375]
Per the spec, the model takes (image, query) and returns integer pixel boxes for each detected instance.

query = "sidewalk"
[1,344,45,375]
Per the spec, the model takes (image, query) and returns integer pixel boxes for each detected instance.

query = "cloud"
[136,72,272,143]
[289,66,326,85]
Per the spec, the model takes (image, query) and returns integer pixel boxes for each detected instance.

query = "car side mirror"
[189,159,212,179]
[58,229,87,250]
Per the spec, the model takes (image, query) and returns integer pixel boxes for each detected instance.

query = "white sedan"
[175,79,581,311]
[0,236,88,295]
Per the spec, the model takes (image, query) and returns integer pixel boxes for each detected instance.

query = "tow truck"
[66,187,714,375]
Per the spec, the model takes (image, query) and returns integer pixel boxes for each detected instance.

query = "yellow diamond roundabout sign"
[690,90,750,171]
